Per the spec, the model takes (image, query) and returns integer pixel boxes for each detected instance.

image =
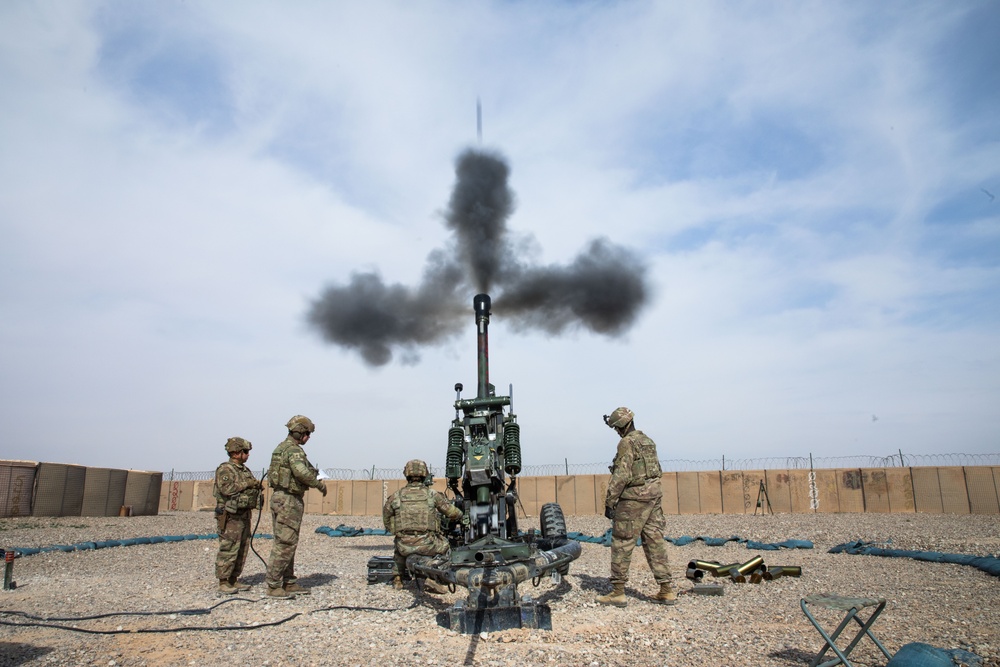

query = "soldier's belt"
[272,487,303,497]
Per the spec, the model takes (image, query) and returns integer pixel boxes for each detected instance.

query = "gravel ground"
[1,511,998,667]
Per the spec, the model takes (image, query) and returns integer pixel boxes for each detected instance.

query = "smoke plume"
[307,147,651,366]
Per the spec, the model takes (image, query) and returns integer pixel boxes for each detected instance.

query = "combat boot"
[228,577,251,592]
[217,579,238,595]
[284,582,310,595]
[652,582,677,605]
[392,575,404,590]
[421,579,448,595]
[596,583,627,607]
[266,586,292,599]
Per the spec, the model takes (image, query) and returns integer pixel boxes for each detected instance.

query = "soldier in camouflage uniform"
[596,407,677,607]
[213,437,262,594]
[382,459,463,593]
[264,415,327,598]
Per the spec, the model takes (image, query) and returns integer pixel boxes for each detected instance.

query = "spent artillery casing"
[688,560,723,572]
[685,567,705,582]
[735,555,765,576]
[763,565,802,580]
[711,563,741,577]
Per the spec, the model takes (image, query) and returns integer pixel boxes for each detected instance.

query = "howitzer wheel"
[539,503,570,575]
[540,502,567,538]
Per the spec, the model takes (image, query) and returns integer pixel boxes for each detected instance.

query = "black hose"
[0,597,250,621]
[0,615,303,634]
[249,469,268,568]
[0,599,421,635]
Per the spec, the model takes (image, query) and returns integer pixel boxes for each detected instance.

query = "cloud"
[0,2,997,476]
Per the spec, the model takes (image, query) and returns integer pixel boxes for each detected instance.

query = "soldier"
[383,459,463,593]
[597,407,676,607]
[264,415,327,598]
[213,437,262,594]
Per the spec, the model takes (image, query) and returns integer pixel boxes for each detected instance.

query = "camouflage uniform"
[265,435,324,590]
[605,429,671,587]
[383,480,463,579]
[213,458,261,583]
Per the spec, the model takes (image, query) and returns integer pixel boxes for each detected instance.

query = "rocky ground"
[1,511,998,666]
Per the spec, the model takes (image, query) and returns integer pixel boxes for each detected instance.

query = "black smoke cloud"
[307,148,651,366]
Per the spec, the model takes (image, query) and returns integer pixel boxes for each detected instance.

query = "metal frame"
[800,595,892,667]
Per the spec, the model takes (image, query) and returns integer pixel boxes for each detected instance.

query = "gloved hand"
[461,514,470,527]
[319,481,328,497]
[604,505,615,520]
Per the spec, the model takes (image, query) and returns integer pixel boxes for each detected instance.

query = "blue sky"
[1,1,997,475]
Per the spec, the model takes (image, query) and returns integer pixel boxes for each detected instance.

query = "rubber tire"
[539,502,567,538]
[539,502,570,575]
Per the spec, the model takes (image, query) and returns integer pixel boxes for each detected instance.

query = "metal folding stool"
[800,593,893,667]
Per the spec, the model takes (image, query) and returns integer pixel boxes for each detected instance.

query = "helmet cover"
[225,437,252,454]
[286,415,316,434]
[606,407,635,429]
[403,459,428,478]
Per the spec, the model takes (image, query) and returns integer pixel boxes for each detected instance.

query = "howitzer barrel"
[474,294,491,399]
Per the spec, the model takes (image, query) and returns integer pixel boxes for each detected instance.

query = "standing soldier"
[213,437,262,594]
[265,415,327,598]
[597,407,676,607]
[383,459,463,593]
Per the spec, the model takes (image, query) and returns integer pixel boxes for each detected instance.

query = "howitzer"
[407,293,580,633]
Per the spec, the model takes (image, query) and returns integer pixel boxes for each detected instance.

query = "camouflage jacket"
[267,437,322,496]
[606,429,663,506]
[213,460,260,513]
[383,482,462,535]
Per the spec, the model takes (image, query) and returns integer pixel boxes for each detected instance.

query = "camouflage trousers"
[215,508,253,581]
[609,498,671,586]
[394,532,450,578]
[265,490,304,589]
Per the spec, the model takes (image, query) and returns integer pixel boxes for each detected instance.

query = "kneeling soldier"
[383,459,463,593]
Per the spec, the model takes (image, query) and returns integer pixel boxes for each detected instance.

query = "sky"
[1,1,998,476]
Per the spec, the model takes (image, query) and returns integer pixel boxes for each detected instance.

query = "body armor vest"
[390,485,439,534]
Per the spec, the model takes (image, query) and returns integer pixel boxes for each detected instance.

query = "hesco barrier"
[158,466,1000,516]
[0,460,162,518]
[0,461,37,518]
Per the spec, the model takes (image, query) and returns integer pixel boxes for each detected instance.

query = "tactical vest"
[390,485,439,534]
[626,432,662,486]
[213,463,260,512]
[268,440,309,495]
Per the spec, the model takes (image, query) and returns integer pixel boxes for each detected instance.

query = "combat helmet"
[604,407,635,429]
[286,415,316,435]
[403,459,428,479]
[225,437,252,454]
